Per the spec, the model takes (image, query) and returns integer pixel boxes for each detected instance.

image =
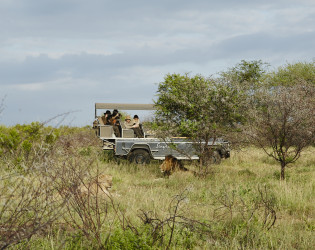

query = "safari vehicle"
[93,103,230,164]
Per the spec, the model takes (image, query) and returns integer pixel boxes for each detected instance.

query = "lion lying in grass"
[56,174,113,203]
[160,155,188,176]
[78,174,113,198]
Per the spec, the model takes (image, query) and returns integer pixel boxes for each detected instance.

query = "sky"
[1,0,314,126]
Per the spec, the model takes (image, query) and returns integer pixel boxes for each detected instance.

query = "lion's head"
[97,174,113,189]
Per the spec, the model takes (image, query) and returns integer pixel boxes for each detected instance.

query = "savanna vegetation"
[154,60,315,179]
[1,60,315,249]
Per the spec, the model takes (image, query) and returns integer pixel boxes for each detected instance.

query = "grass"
[100,147,315,249]
[1,128,315,249]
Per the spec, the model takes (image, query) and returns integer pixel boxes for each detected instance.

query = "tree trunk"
[199,157,203,169]
[280,162,286,180]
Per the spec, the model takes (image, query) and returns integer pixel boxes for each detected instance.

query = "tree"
[154,73,244,166]
[219,60,270,137]
[243,61,315,180]
[244,83,315,180]
[220,60,269,92]
[266,61,315,87]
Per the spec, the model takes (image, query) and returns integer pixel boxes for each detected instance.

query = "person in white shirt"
[124,115,144,138]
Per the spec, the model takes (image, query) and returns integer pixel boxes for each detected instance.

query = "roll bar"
[95,103,156,118]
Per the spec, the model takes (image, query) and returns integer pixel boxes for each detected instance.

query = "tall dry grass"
[71,146,313,249]
[1,126,314,249]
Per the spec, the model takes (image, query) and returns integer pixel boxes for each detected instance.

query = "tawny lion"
[78,174,113,198]
[160,155,188,176]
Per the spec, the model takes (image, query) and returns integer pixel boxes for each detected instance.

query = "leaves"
[155,73,244,139]
[244,83,315,179]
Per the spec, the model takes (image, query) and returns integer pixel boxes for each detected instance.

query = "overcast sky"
[1,0,314,126]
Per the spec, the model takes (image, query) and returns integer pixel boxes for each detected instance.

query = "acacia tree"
[245,83,315,180]
[243,61,315,180]
[266,61,315,87]
[154,73,244,166]
[218,60,270,145]
[220,60,269,93]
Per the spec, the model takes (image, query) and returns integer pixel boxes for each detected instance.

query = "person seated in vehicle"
[93,119,99,128]
[92,118,99,136]
[110,109,121,137]
[102,110,112,125]
[124,115,134,129]
[132,115,144,138]
[124,115,143,138]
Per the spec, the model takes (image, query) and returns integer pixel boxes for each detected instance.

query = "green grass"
[98,147,315,249]
[1,128,315,249]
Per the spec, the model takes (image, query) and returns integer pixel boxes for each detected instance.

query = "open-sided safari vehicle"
[93,103,230,164]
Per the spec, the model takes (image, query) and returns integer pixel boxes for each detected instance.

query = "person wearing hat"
[124,115,134,129]
[102,110,112,125]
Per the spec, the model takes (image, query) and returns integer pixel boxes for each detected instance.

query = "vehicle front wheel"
[128,149,151,165]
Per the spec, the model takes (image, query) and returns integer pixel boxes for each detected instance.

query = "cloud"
[213,31,315,63]
[0,0,314,126]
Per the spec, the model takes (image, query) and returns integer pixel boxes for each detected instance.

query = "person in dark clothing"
[111,109,121,137]
[132,115,144,138]
[102,110,112,125]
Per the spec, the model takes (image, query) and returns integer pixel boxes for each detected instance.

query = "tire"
[128,149,151,165]
[211,150,221,165]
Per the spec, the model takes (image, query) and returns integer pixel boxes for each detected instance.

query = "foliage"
[0,123,56,162]
[218,60,315,180]
[239,61,315,180]
[220,59,269,91]
[0,124,103,249]
[154,73,244,166]
[0,123,100,172]
[266,61,315,87]
[1,124,315,249]
[244,83,315,180]
[1,60,315,249]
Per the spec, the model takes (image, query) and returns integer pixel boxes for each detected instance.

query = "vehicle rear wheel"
[128,149,151,165]
[211,150,221,165]
[203,150,222,165]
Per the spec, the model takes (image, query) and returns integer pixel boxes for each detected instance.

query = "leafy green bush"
[0,127,20,153]
[107,227,152,250]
